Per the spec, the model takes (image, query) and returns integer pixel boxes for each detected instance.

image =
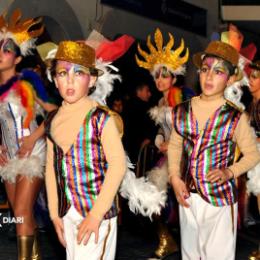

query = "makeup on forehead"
[0,38,19,54]
[56,61,89,73]
[202,57,229,73]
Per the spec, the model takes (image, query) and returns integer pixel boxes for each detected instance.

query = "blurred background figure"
[108,94,124,115]
[123,82,157,166]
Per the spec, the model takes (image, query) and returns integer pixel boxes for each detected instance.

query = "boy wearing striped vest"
[168,41,260,260]
[45,41,126,260]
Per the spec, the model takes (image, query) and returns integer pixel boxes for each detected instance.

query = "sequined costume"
[0,70,48,183]
[147,86,194,194]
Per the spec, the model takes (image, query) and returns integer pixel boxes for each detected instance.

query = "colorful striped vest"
[45,107,118,219]
[174,100,242,206]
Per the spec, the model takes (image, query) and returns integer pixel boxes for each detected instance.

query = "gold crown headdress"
[135,28,189,76]
[0,9,44,56]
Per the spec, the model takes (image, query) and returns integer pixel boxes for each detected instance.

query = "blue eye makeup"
[0,39,20,56]
[55,63,90,78]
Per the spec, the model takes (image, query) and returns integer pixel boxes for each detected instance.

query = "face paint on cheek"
[218,72,228,80]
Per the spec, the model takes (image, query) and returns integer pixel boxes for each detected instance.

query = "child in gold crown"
[134,28,194,259]
[45,40,126,260]
[168,40,260,259]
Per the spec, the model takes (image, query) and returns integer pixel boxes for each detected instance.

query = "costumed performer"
[0,9,57,260]
[168,40,260,260]
[135,28,194,259]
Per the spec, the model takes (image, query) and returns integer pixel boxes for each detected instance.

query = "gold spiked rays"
[135,28,189,74]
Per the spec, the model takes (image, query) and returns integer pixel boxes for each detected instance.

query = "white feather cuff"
[247,144,260,195]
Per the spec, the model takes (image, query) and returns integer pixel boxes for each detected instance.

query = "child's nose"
[67,74,74,84]
[206,70,213,80]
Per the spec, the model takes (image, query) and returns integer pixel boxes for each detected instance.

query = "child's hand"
[17,135,37,158]
[159,141,169,153]
[77,214,101,246]
[207,169,234,185]
[53,217,66,247]
[170,175,190,208]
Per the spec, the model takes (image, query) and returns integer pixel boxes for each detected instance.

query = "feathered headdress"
[222,24,257,111]
[0,9,44,56]
[221,24,257,75]
[135,28,189,76]
[85,30,134,105]
[40,30,135,105]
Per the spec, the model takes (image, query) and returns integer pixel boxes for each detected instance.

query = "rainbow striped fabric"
[174,100,242,206]
[47,107,118,219]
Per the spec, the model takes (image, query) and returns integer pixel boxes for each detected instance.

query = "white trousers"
[179,193,238,260]
[63,206,117,260]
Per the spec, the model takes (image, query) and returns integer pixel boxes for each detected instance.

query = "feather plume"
[120,156,167,220]
[89,58,121,105]
[247,143,260,195]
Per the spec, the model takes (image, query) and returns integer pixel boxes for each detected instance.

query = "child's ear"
[227,74,236,86]
[15,56,22,65]
[53,78,58,89]
[89,76,97,87]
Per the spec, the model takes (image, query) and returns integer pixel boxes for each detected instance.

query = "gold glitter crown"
[0,9,44,56]
[55,41,103,76]
[135,28,189,75]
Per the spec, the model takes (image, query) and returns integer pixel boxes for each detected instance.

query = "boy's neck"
[63,96,89,108]
[200,93,224,102]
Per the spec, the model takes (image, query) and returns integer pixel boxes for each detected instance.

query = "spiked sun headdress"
[0,9,44,56]
[135,28,189,77]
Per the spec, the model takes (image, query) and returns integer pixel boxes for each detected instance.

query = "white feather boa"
[149,106,172,126]
[151,63,186,79]
[247,143,260,195]
[119,157,167,220]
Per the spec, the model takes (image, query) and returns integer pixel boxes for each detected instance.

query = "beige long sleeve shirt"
[168,96,260,180]
[45,96,126,221]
